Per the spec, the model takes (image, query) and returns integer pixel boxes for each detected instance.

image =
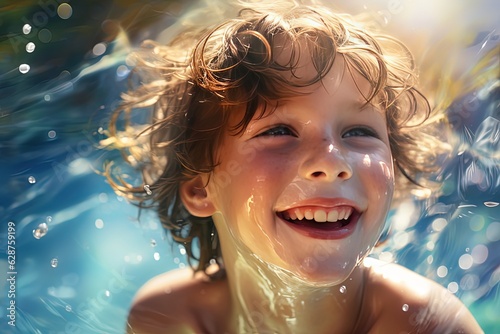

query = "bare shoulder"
[127,268,230,334]
[361,258,483,334]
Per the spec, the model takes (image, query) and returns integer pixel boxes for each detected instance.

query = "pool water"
[1,0,498,333]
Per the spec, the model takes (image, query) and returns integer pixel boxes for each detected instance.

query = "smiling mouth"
[276,206,360,238]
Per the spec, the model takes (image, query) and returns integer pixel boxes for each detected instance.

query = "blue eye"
[343,127,379,138]
[257,125,296,137]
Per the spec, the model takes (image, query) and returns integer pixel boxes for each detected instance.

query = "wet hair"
[103,0,447,275]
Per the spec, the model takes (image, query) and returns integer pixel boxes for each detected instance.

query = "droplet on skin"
[33,222,48,239]
[144,184,152,195]
[402,304,409,312]
[19,64,30,74]
[51,258,58,268]
[339,285,346,294]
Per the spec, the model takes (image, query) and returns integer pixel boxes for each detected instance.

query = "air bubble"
[143,184,152,195]
[65,305,72,312]
[48,130,56,139]
[19,64,31,74]
[51,258,58,268]
[28,175,36,183]
[150,239,157,247]
[33,223,48,239]
[23,24,32,34]
[153,252,160,261]
[26,42,36,53]
[339,285,346,294]
[484,201,499,208]
[402,304,409,312]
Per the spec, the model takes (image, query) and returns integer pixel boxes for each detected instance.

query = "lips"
[276,203,361,240]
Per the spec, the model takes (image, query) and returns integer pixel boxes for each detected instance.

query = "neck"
[216,216,365,333]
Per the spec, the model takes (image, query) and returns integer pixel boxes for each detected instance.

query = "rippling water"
[0,0,498,333]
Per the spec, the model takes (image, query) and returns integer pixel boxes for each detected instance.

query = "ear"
[179,175,216,218]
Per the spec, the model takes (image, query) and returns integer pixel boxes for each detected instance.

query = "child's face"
[205,58,394,285]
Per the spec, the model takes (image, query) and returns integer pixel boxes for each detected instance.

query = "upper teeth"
[280,206,353,223]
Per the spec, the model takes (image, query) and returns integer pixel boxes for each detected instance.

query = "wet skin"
[127,58,484,333]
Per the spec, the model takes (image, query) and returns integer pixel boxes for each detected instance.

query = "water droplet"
[65,305,72,312]
[339,285,346,294]
[402,304,409,312]
[153,252,160,261]
[33,223,48,239]
[23,24,32,34]
[484,201,499,208]
[46,216,52,223]
[48,130,56,139]
[51,258,58,268]
[143,184,152,195]
[26,42,36,53]
[28,175,36,183]
[150,239,157,247]
[19,64,31,74]
[105,290,110,297]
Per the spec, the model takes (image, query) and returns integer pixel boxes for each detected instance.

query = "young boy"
[104,1,483,333]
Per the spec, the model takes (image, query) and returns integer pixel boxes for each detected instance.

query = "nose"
[299,141,353,182]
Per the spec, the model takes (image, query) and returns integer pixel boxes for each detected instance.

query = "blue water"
[1,1,499,333]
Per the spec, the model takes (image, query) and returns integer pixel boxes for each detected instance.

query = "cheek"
[359,153,395,199]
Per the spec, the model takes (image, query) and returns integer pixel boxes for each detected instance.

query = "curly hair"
[103,0,447,275]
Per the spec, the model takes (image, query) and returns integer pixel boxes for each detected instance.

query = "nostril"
[338,171,350,179]
[311,171,326,178]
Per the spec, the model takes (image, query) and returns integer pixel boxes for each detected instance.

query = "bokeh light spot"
[38,29,52,43]
[57,3,73,19]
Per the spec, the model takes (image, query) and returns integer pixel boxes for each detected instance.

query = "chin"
[289,258,359,287]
